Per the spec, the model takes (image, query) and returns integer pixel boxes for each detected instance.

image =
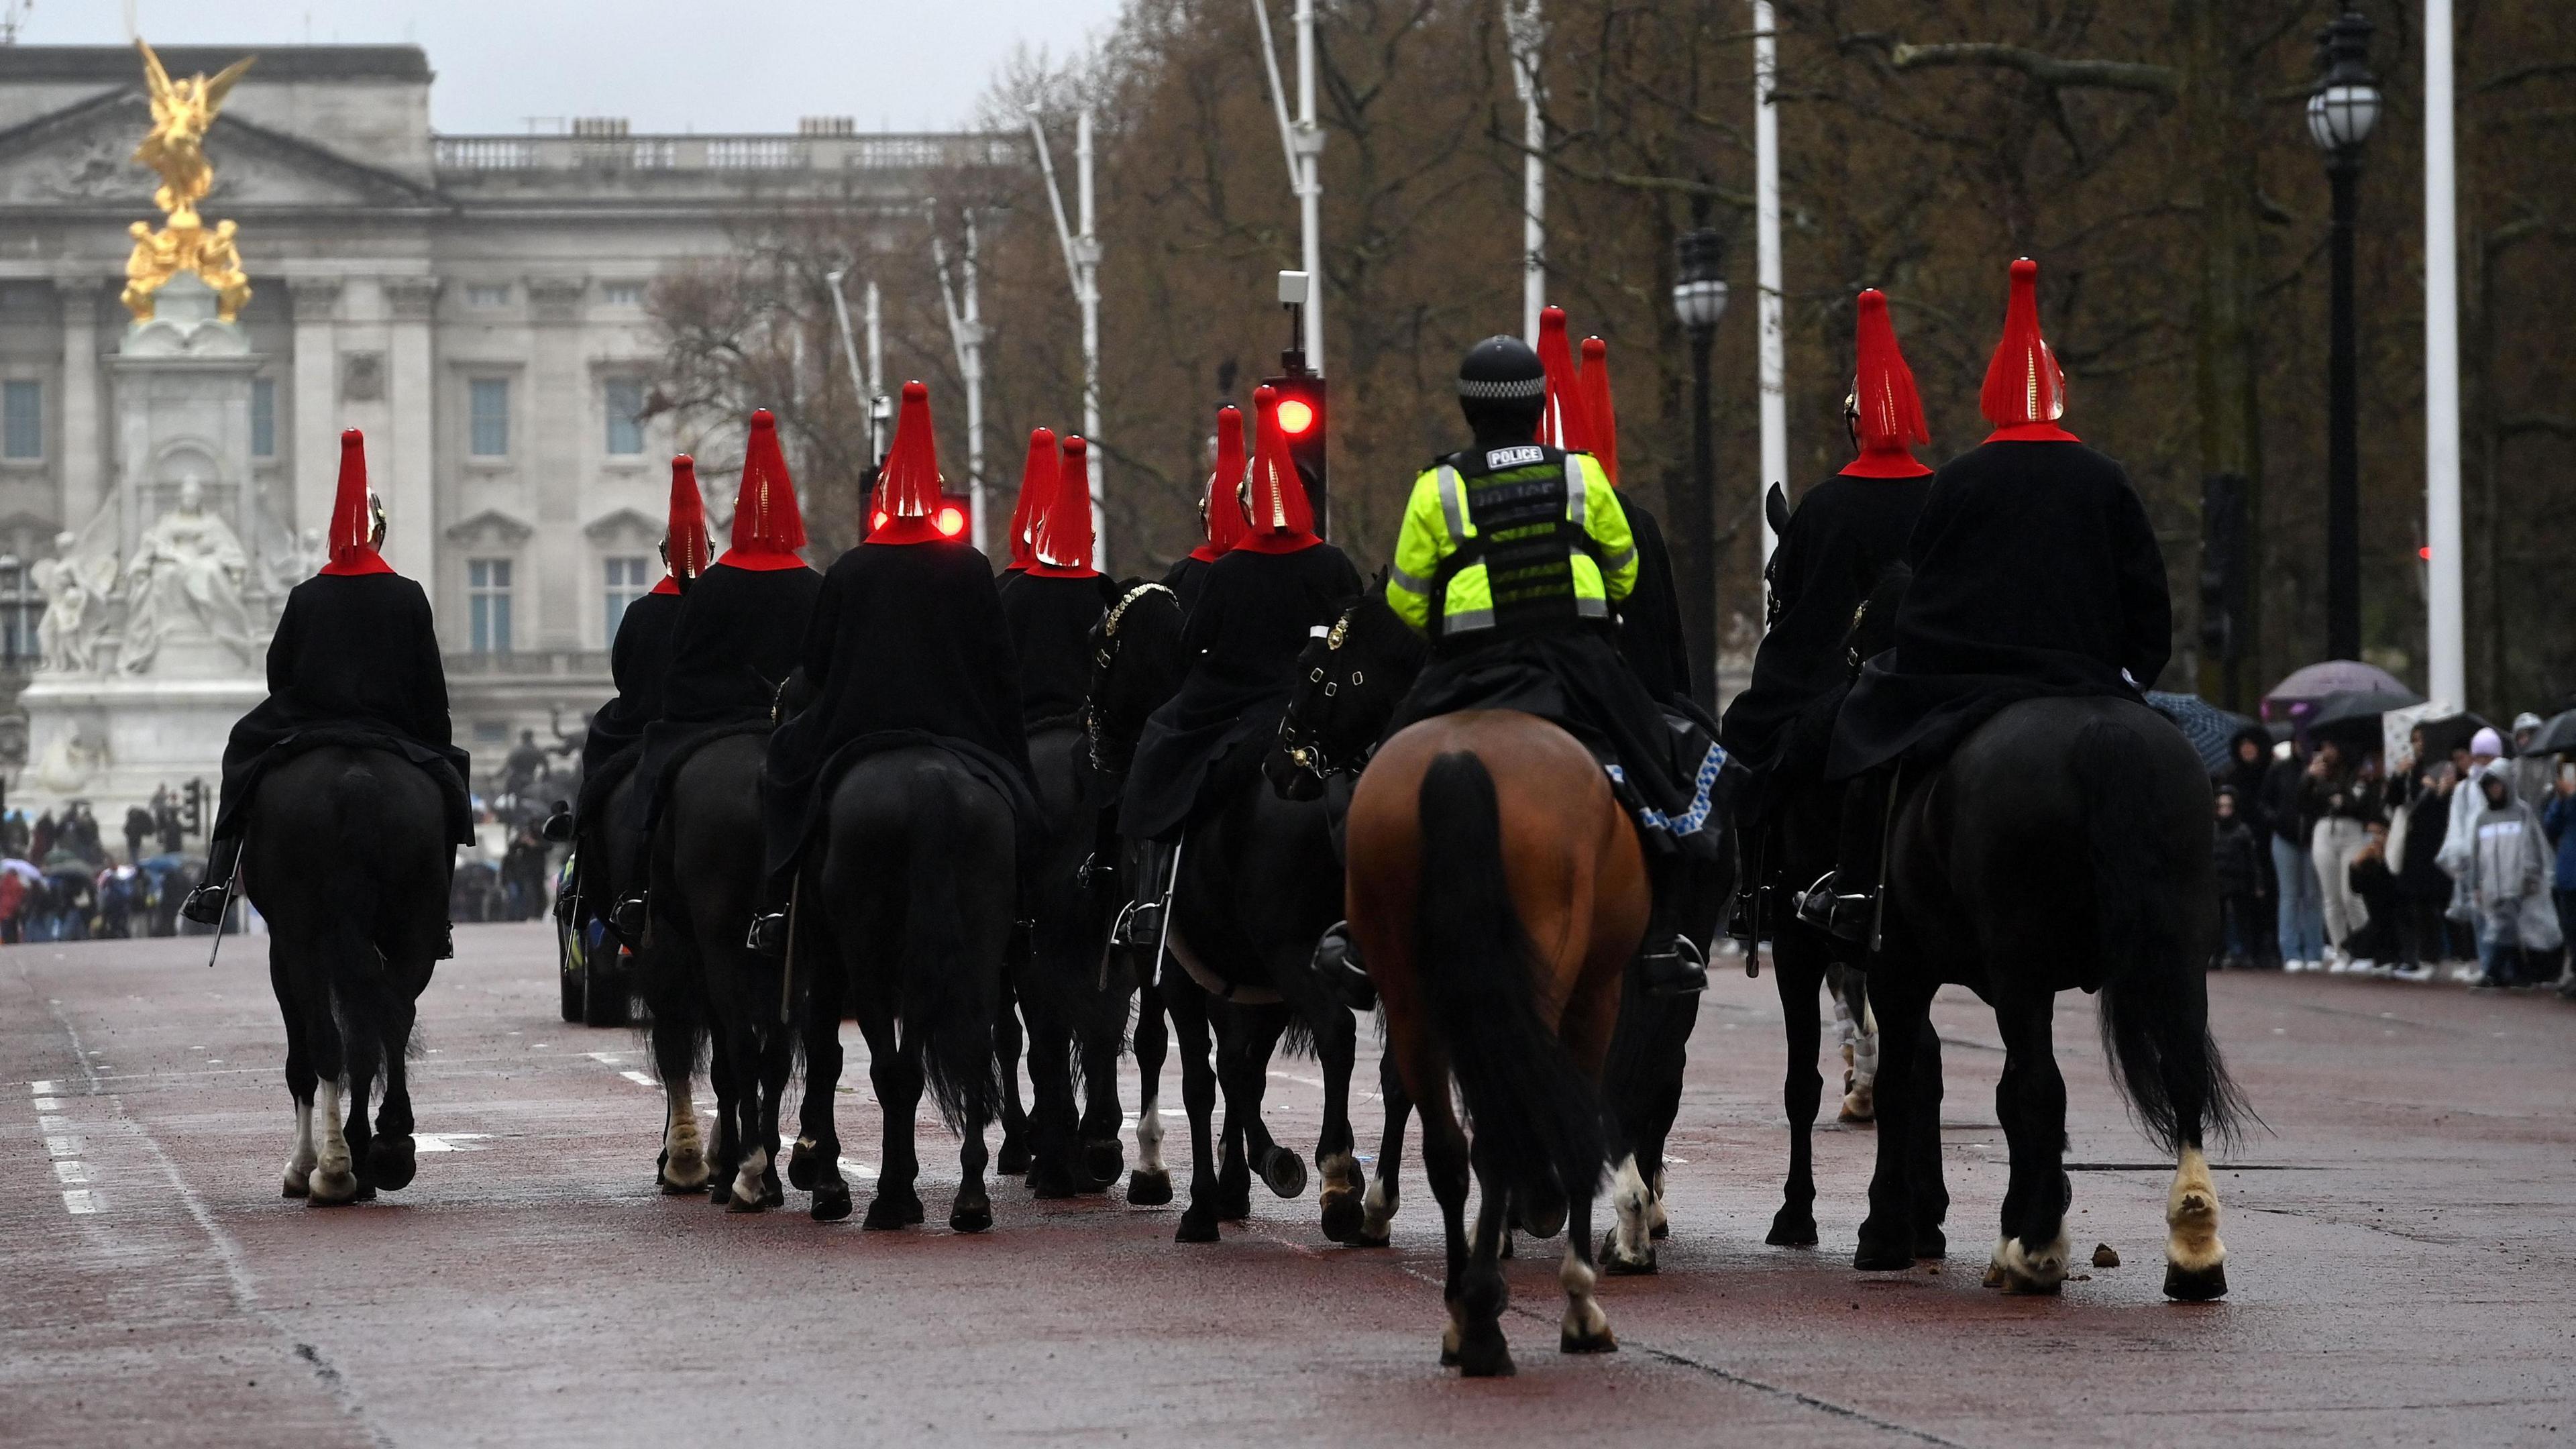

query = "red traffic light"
[936,504,966,538]
[1277,398,1316,435]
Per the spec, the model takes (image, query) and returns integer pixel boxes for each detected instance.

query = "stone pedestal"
[18,275,282,828]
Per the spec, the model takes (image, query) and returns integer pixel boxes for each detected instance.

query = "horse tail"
[902,764,1003,1133]
[2073,720,2248,1152]
[1411,751,1605,1205]
[327,757,396,1082]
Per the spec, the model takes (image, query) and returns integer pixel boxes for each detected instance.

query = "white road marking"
[620,1070,658,1088]
[61,1189,98,1215]
[28,1079,56,1094]
[33,1097,60,1111]
[52,1160,91,1185]
[45,1135,84,1158]
[588,1052,623,1065]
[38,1115,68,1133]
[411,1132,492,1153]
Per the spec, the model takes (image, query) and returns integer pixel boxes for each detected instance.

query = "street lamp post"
[1671,219,1730,714]
[2308,6,2381,663]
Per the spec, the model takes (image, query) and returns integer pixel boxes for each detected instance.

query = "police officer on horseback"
[1379,334,1715,997]
[182,430,472,946]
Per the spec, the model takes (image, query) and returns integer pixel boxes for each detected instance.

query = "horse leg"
[702,1022,742,1205]
[795,956,852,1223]
[859,998,926,1229]
[1224,1006,1303,1208]
[270,953,318,1199]
[1768,936,1825,1246]
[1313,998,1364,1243]
[994,972,1031,1175]
[1405,1035,1479,1369]
[721,1010,776,1214]
[1020,991,1083,1200]
[1166,978,1222,1242]
[1984,994,2071,1293]
[1833,963,1880,1122]
[1454,1136,1517,1377]
[1127,974,1173,1205]
[1077,1026,1127,1189]
[1908,1016,1949,1257]
[305,1000,358,1205]
[2165,1144,2230,1301]
[1852,973,1931,1269]
[1353,1048,1409,1248]
[647,965,710,1193]
[366,979,420,1192]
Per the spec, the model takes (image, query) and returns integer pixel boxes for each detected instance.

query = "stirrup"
[1640,934,1709,996]
[1791,871,1874,945]
[539,805,576,844]
[608,894,649,941]
[179,884,229,926]
[745,912,789,959]
[1116,898,1165,948]
[1313,920,1373,1011]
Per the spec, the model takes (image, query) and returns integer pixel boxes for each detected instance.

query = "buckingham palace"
[0,43,987,810]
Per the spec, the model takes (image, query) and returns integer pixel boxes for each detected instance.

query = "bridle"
[1086,582,1177,774]
[1275,608,1370,788]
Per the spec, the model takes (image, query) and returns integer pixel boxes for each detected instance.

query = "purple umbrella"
[2267,659,2410,703]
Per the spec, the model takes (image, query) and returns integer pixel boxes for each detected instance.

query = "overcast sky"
[26,1,1126,133]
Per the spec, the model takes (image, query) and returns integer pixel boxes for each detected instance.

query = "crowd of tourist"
[2217,711,2576,996]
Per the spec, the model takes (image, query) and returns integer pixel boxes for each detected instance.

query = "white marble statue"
[31,532,115,674]
[120,476,256,673]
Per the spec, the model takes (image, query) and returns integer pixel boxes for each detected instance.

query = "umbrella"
[2304,686,2428,742]
[2526,708,2576,756]
[2266,659,2412,704]
[2146,692,2258,773]
[2416,710,2496,761]
[0,858,41,883]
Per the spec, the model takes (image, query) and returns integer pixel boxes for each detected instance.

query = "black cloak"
[1827,439,2171,780]
[1612,496,1695,708]
[1002,571,1120,729]
[1119,541,1362,842]
[213,572,472,845]
[1719,470,1933,815]
[637,560,824,827]
[572,586,683,828]
[759,540,1034,879]
[1159,554,1216,616]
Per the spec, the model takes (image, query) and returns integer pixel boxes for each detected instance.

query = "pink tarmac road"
[5,922,2573,1446]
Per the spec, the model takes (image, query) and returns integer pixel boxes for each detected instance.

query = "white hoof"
[663,1145,710,1190]
[307,1165,359,1203]
[1985,1232,2071,1293]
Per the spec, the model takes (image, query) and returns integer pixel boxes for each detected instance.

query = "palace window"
[468,558,514,655]
[250,377,276,458]
[2,380,41,460]
[469,378,511,457]
[466,283,512,309]
[603,555,650,641]
[603,377,645,455]
[602,282,646,307]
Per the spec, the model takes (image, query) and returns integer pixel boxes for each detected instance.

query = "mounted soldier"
[1723,288,1938,932]
[1801,258,2173,941]
[1158,404,1248,616]
[749,381,1032,954]
[998,430,1118,734]
[1377,332,1716,996]
[613,409,824,936]
[182,430,472,947]
[1115,386,1362,947]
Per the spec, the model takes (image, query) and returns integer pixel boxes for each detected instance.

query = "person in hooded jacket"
[1116,385,1362,947]
[750,382,1031,953]
[181,431,472,945]
[1805,259,2170,941]
[614,409,824,935]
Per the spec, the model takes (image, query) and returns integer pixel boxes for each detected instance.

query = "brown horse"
[1345,710,1646,1377]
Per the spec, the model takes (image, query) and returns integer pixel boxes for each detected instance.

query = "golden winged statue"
[123,39,258,323]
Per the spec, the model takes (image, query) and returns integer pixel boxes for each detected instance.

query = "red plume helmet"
[1843,290,1933,478]
[1237,384,1319,555]
[1002,426,1058,571]
[1192,405,1248,563]
[720,409,808,568]
[654,454,712,594]
[1031,435,1099,577]
[869,381,949,546]
[1979,258,2077,442]
[1578,336,1619,486]
[319,429,392,576]
[1536,305,1591,451]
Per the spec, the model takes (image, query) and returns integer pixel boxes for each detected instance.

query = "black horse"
[1860,692,2249,1297]
[1269,590,1722,1271]
[647,729,787,1210]
[1085,582,1360,1243]
[576,767,714,1195]
[788,745,1012,1232]
[245,745,450,1205]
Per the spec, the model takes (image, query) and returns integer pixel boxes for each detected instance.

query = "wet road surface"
[6,924,2573,1446]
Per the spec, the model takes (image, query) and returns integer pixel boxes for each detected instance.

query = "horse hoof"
[1081,1137,1126,1188]
[863,1194,922,1231]
[1453,1332,1515,1379]
[1259,1148,1307,1200]
[950,1198,994,1234]
[707,1177,733,1207]
[1852,1237,1913,1272]
[1319,1191,1364,1244]
[1599,1231,1658,1276]
[1988,1235,2070,1294]
[1915,1226,1948,1260]
[1649,1218,1668,1241]
[307,1166,359,1205]
[1514,1197,1566,1241]
[1560,1326,1619,1355]
[997,1137,1033,1177]
[760,1167,785,1210]
[1215,1187,1252,1222]
[2163,1260,2229,1301]
[1839,1092,1876,1125]
[281,1171,310,1199]
[1126,1169,1173,1207]
[1766,1208,1819,1248]
[1175,1204,1221,1243]
[810,1182,853,1223]
[725,1183,767,1214]
[786,1140,820,1191]
[1027,1159,1079,1201]
[366,1136,416,1192]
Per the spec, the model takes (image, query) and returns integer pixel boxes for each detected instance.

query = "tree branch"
[1885,42,2177,99]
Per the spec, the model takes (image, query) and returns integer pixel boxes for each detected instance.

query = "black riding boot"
[1116,839,1177,947]
[1725,823,1768,943]
[1311,920,1374,1010]
[440,865,456,959]
[1638,849,1709,997]
[180,835,243,926]
[1795,769,1889,945]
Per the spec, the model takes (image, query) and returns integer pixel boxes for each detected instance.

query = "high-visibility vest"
[1386,444,1637,641]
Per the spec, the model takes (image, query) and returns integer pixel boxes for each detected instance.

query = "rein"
[1275,610,1371,788]
[1085,582,1177,775]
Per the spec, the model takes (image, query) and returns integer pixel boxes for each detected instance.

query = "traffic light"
[867,492,971,540]
[1265,371,1326,537]
[182,777,207,838]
